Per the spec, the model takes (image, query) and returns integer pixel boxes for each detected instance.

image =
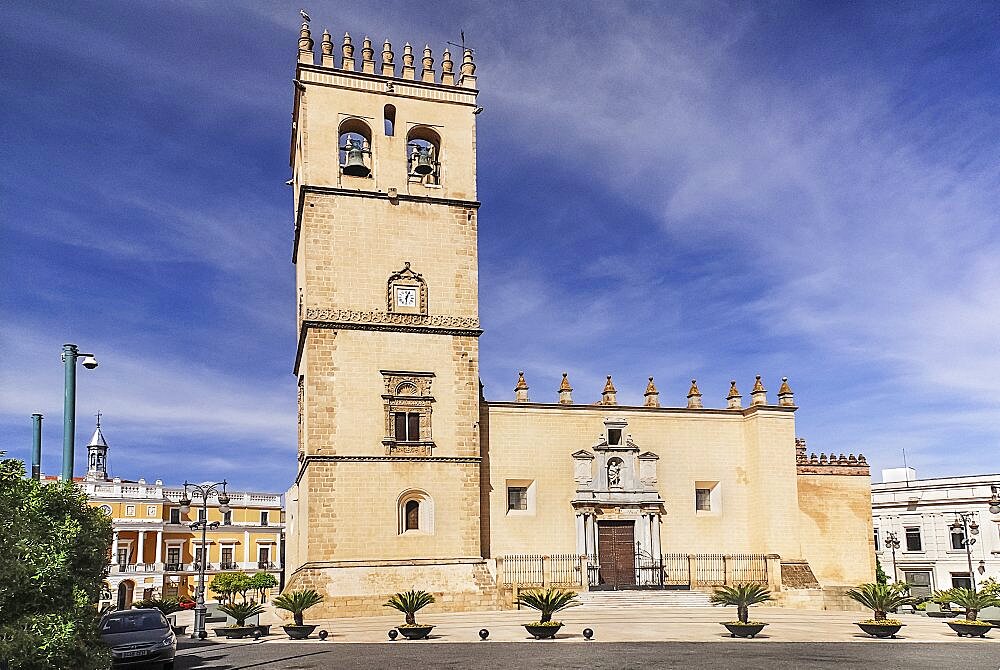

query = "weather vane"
[447,30,475,54]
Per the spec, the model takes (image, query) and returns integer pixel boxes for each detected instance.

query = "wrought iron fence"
[695,553,726,585]
[729,553,768,584]
[502,554,545,586]
[549,554,581,585]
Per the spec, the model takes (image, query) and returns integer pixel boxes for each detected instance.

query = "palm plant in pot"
[273,589,325,639]
[846,582,912,638]
[134,598,185,634]
[217,602,265,639]
[516,588,579,639]
[939,588,999,637]
[710,583,772,638]
[384,590,436,639]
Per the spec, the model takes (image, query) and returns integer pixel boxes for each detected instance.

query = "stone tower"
[284,22,493,615]
[86,414,109,481]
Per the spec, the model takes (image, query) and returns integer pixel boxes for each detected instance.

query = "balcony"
[258,561,276,570]
[164,562,186,572]
[219,562,239,571]
[113,563,158,574]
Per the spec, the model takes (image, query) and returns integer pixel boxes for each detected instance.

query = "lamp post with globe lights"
[179,481,230,639]
[949,512,980,592]
[884,531,901,583]
[989,485,1000,516]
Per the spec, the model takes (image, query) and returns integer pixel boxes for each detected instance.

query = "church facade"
[283,21,874,617]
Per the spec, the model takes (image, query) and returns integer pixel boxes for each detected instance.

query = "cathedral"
[283,21,874,617]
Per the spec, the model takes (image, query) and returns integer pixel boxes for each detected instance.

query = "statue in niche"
[608,458,622,487]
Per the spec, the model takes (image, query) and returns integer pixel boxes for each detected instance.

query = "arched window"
[406,125,441,185]
[383,104,396,136]
[398,490,433,534]
[338,118,372,178]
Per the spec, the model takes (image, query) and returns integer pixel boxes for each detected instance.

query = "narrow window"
[950,528,966,550]
[873,528,880,552]
[507,486,528,511]
[198,508,207,523]
[221,547,234,569]
[166,547,180,568]
[384,104,395,136]
[904,526,922,551]
[258,547,270,567]
[405,500,420,530]
[170,508,181,524]
[117,547,129,565]
[695,488,712,512]
[394,412,420,441]
[260,511,270,526]
[608,429,622,446]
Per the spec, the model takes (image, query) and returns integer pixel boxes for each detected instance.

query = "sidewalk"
[208,605,998,644]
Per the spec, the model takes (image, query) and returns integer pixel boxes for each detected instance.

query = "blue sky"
[2,1,999,492]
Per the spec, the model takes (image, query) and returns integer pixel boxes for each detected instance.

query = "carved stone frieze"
[305,307,479,330]
[385,443,433,457]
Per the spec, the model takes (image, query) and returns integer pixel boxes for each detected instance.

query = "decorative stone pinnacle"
[750,375,767,406]
[644,376,660,408]
[362,37,374,59]
[403,43,414,66]
[461,48,476,76]
[603,375,616,393]
[727,380,740,398]
[442,49,454,72]
[514,371,529,402]
[559,372,573,392]
[321,29,333,55]
[600,375,618,406]
[299,22,314,54]
[342,32,354,57]
[382,39,394,63]
[686,379,703,408]
[752,375,765,392]
[726,380,742,409]
[777,376,795,406]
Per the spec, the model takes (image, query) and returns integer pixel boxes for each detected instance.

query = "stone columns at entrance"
[137,531,146,566]
[154,531,162,565]
[575,513,586,555]
[584,513,596,557]
[112,531,119,566]
[651,514,661,561]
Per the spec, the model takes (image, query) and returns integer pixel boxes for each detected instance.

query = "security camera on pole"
[61,344,99,482]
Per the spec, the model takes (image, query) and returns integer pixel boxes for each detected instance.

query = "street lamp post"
[884,531,901,583]
[949,512,980,592]
[989,486,1000,516]
[178,481,230,639]
[61,344,99,482]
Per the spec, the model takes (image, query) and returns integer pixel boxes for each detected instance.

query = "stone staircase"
[576,589,715,608]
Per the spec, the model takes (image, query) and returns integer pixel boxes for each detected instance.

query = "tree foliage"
[874,557,889,585]
[846,582,913,621]
[272,589,324,626]
[248,572,279,603]
[383,590,436,626]
[0,456,113,670]
[514,588,580,624]
[209,571,254,604]
[710,583,773,624]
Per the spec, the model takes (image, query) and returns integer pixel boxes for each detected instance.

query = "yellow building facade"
[67,420,284,610]
[283,21,874,617]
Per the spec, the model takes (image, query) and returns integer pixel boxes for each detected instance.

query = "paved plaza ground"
[170,604,998,668]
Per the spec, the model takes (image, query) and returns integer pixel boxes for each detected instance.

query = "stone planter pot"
[721,622,767,638]
[218,625,256,639]
[282,624,317,640]
[856,622,904,638]
[524,623,562,639]
[396,625,434,640]
[947,621,993,638]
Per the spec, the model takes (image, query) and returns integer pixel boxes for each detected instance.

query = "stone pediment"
[572,449,594,459]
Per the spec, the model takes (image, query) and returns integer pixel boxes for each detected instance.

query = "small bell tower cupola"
[86,412,109,481]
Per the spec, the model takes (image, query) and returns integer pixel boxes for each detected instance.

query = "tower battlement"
[297,21,477,92]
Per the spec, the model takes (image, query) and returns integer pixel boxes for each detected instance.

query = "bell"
[342,142,370,177]
[410,145,434,175]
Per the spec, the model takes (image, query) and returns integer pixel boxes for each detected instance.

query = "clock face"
[395,287,417,308]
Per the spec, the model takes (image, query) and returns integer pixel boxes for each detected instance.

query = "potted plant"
[515,587,579,639]
[217,602,265,639]
[178,596,196,610]
[273,589,325,639]
[846,582,912,638]
[939,588,999,637]
[134,598,185,634]
[709,583,772,638]
[384,590,436,639]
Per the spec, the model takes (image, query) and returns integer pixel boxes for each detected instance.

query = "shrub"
[515,588,580,624]
[217,602,265,627]
[0,455,113,670]
[273,589,324,626]
[133,599,181,616]
[249,572,279,603]
[710,583,773,624]
[846,582,913,622]
[937,588,1000,622]
[384,590,435,626]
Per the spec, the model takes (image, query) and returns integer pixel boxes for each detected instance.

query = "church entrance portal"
[596,521,636,589]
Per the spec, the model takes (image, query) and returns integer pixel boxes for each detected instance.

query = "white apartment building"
[872,468,1000,597]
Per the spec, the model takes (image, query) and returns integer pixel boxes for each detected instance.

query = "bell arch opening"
[339,118,373,178]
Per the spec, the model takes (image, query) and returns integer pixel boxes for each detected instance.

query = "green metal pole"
[31,413,43,481]
[62,344,78,482]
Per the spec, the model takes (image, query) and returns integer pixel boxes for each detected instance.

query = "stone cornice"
[483,400,796,417]
[294,315,482,374]
[296,64,479,105]
[796,464,871,477]
[295,454,480,485]
[292,185,480,262]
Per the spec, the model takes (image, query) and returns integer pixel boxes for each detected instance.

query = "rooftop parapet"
[294,15,478,89]
[796,450,870,476]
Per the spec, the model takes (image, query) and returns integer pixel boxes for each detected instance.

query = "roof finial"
[778,377,795,407]
[644,376,660,408]
[750,375,767,406]
[298,20,314,64]
[460,48,477,88]
[95,410,102,428]
[441,48,455,85]
[514,371,530,403]
[600,375,618,406]
[381,39,395,76]
[726,380,742,409]
[686,379,703,409]
[321,29,334,67]
[421,44,435,83]
[361,36,375,74]
[342,32,355,70]
[402,42,415,80]
[559,373,574,405]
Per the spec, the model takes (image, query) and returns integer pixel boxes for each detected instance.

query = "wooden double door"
[596,520,636,589]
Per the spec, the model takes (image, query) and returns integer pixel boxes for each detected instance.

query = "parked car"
[99,608,176,669]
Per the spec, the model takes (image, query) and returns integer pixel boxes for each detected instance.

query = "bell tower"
[285,19,493,615]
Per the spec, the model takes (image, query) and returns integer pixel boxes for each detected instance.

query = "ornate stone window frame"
[381,370,435,456]
[387,262,428,315]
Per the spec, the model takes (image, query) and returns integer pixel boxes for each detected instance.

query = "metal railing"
[502,554,545,586]
[164,563,186,572]
[548,554,582,585]
[219,562,238,570]
[730,553,768,583]
[695,553,726,586]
